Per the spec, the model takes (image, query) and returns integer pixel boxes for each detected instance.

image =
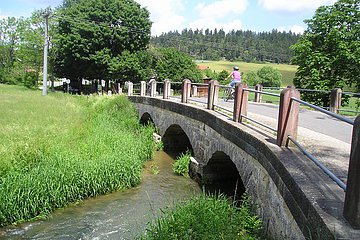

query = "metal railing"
[286,96,355,191]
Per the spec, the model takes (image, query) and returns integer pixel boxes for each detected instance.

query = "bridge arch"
[202,151,245,201]
[163,124,193,154]
[130,96,354,239]
[139,112,155,126]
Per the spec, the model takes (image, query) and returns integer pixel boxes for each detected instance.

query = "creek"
[0,151,200,239]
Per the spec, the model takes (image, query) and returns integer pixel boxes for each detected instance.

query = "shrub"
[141,194,262,239]
[257,66,282,87]
[172,151,191,176]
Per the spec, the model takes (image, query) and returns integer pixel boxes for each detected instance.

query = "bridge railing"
[130,78,360,227]
[186,79,360,228]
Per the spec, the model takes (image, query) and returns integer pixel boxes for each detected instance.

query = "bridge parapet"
[128,80,360,239]
[129,96,359,239]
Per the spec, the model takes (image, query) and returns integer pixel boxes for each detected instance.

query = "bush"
[172,151,191,176]
[257,66,282,87]
[218,69,230,84]
[141,194,262,239]
[244,66,282,87]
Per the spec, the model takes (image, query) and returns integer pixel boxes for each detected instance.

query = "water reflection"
[0,151,200,240]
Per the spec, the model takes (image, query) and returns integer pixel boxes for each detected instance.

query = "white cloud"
[188,0,247,32]
[258,0,336,13]
[277,25,304,34]
[136,0,186,36]
[195,0,248,19]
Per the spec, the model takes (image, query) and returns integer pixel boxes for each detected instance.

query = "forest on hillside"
[151,29,301,64]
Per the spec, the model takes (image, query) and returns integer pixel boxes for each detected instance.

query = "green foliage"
[172,151,191,176]
[54,0,151,81]
[291,0,360,106]
[155,140,164,151]
[201,68,217,79]
[140,194,262,239]
[198,60,297,86]
[108,50,153,82]
[216,70,230,84]
[243,70,258,86]
[0,87,154,226]
[151,28,301,64]
[0,15,44,87]
[151,47,202,82]
[256,66,282,87]
[243,66,282,87]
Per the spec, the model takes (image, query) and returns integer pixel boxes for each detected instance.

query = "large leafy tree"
[0,13,47,88]
[291,0,359,106]
[151,47,202,82]
[54,0,151,82]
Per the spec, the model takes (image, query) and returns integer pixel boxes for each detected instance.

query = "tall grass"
[0,85,154,226]
[172,151,191,177]
[140,194,263,240]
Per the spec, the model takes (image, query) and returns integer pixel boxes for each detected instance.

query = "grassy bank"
[141,194,263,240]
[0,84,154,226]
[197,60,298,87]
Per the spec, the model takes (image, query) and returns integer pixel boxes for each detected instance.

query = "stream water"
[0,151,201,240]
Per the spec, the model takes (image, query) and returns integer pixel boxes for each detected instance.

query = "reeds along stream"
[0,96,154,227]
[0,151,200,239]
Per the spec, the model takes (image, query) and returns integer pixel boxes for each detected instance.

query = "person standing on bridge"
[225,66,242,88]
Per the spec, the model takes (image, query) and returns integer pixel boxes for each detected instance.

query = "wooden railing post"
[277,87,300,147]
[127,82,133,96]
[140,81,146,96]
[344,115,360,227]
[117,83,122,95]
[163,80,171,99]
[150,79,157,97]
[254,84,263,103]
[182,79,191,103]
[233,83,248,122]
[105,80,109,92]
[330,88,342,114]
[192,85,198,97]
[207,80,219,110]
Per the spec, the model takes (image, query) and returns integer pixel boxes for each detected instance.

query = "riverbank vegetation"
[0,84,154,226]
[172,151,191,177]
[141,194,263,240]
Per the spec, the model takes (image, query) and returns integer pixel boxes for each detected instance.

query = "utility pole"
[42,8,51,96]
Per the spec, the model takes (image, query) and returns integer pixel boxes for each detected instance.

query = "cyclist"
[225,66,242,88]
[224,67,241,101]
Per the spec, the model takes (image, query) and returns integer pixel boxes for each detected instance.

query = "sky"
[0,0,337,35]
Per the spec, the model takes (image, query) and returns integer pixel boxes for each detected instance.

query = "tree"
[256,66,282,87]
[0,17,22,84]
[151,47,202,82]
[243,70,258,86]
[0,13,45,88]
[54,0,151,84]
[291,0,359,106]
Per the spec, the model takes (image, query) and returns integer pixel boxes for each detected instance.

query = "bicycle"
[224,87,235,102]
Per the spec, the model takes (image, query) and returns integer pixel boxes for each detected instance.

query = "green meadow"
[198,60,298,87]
[0,84,154,226]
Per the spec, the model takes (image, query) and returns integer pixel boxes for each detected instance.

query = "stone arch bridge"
[129,95,359,240]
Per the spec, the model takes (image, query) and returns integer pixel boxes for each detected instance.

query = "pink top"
[232,71,241,81]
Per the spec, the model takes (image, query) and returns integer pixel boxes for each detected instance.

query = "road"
[187,96,354,144]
